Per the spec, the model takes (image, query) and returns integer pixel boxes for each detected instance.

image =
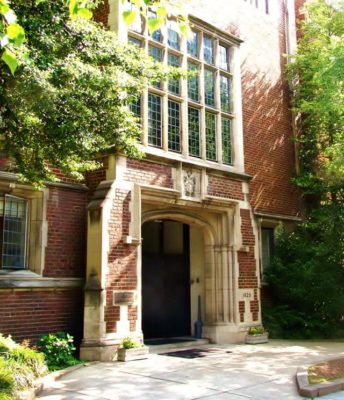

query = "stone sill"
[296,362,344,398]
[0,271,83,289]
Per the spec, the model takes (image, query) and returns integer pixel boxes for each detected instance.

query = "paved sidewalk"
[37,340,344,400]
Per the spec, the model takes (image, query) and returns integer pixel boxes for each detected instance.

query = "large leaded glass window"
[0,195,27,269]
[168,100,181,152]
[188,107,200,157]
[148,94,162,147]
[127,17,236,167]
[205,112,217,161]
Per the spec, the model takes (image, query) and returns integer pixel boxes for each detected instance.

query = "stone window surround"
[119,10,245,176]
[0,172,85,289]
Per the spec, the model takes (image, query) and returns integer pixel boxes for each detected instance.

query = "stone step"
[145,337,210,354]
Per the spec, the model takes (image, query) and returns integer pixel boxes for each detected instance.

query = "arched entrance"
[141,220,191,338]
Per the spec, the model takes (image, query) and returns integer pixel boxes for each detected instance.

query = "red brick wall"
[0,289,83,343]
[44,187,87,278]
[189,0,303,218]
[238,209,258,285]
[125,159,173,188]
[207,176,244,201]
[105,189,138,333]
[93,0,110,26]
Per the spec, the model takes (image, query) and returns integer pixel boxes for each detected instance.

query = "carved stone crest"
[183,170,196,197]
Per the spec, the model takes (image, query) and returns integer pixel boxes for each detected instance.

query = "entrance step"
[145,337,210,354]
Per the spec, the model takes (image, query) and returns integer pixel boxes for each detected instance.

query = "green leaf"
[6,23,25,45]
[156,7,167,20]
[69,0,79,19]
[77,8,92,20]
[147,17,163,34]
[1,49,18,75]
[122,10,137,26]
[0,2,10,15]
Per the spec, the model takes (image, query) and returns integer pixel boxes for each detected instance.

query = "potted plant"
[245,326,269,344]
[117,337,149,362]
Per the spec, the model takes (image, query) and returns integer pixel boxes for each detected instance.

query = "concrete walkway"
[37,340,344,400]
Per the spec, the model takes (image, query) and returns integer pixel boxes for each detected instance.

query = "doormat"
[145,338,197,346]
[159,348,232,359]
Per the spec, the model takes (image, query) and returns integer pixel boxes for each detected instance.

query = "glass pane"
[188,107,200,157]
[204,69,215,107]
[149,45,162,89]
[187,31,198,57]
[187,62,199,102]
[2,196,27,269]
[262,228,274,270]
[148,94,162,147]
[148,11,162,42]
[220,75,231,112]
[168,53,180,95]
[128,36,142,47]
[221,118,232,164]
[219,45,230,71]
[130,97,141,119]
[167,21,180,50]
[168,100,181,152]
[205,112,217,161]
[203,35,213,64]
[127,3,142,33]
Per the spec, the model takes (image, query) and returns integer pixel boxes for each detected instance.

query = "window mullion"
[142,38,149,146]
[180,36,188,157]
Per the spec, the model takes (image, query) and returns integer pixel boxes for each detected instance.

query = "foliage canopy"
[264,0,344,339]
[0,0,172,185]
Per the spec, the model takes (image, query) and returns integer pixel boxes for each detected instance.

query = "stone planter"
[245,333,269,344]
[117,346,149,362]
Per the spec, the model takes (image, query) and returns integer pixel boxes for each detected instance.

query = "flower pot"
[245,333,269,344]
[117,346,149,362]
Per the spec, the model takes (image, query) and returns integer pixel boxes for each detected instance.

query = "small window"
[168,53,181,95]
[188,107,201,157]
[205,112,217,161]
[168,100,181,152]
[167,21,180,50]
[149,45,162,89]
[261,227,274,274]
[203,35,214,64]
[219,45,230,71]
[220,75,231,112]
[148,11,162,42]
[221,118,232,164]
[128,36,142,47]
[187,31,198,58]
[187,62,199,102]
[130,97,141,120]
[148,94,162,147]
[204,69,215,107]
[0,195,28,269]
[127,2,143,33]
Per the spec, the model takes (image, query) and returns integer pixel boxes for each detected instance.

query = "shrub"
[121,337,142,349]
[247,326,266,335]
[10,346,47,378]
[39,332,79,370]
[0,357,14,400]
